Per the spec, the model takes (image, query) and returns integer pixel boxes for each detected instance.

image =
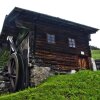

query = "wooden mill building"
[1,7,98,72]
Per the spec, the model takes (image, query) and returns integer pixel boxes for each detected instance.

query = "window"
[47,34,55,44]
[68,38,76,48]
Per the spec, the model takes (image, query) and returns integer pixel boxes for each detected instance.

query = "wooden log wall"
[32,23,91,71]
[35,50,79,71]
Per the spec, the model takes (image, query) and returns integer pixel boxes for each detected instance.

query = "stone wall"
[0,70,5,93]
[0,69,9,93]
[30,66,53,86]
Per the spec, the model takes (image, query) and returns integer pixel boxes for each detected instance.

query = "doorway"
[78,56,89,69]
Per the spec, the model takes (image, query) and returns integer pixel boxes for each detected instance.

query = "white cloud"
[90,31,100,48]
[0,0,100,47]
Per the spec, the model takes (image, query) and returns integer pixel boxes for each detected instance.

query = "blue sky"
[0,0,100,47]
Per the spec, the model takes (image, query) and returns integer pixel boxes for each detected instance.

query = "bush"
[0,49,9,69]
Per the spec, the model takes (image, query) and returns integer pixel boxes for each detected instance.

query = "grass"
[0,70,100,100]
[0,49,100,99]
[91,50,100,60]
[0,49,9,69]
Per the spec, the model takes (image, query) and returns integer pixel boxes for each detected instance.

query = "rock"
[30,66,51,86]
[0,81,5,88]
[0,70,2,74]
[70,70,76,74]
[0,75,4,80]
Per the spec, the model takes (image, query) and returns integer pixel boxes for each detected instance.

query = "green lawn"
[91,50,100,60]
[0,70,100,100]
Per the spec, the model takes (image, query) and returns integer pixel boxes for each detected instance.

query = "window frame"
[47,33,55,44]
[68,38,76,48]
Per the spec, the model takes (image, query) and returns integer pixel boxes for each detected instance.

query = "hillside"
[0,70,100,100]
[91,50,100,60]
[90,45,100,50]
[90,45,100,59]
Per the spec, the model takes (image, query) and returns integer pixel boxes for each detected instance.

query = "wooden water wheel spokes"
[8,53,24,92]
[8,58,17,90]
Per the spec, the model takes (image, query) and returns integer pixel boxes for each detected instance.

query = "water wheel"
[7,53,24,91]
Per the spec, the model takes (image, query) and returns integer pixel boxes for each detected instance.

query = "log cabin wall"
[33,22,91,71]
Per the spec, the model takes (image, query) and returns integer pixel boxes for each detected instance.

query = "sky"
[0,0,100,48]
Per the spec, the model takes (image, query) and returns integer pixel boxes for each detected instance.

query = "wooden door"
[78,56,89,69]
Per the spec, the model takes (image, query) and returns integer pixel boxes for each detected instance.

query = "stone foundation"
[0,70,5,93]
[30,66,52,86]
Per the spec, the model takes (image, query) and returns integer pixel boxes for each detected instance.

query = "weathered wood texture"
[31,23,91,71]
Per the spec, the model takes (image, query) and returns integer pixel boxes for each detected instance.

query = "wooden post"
[33,22,37,56]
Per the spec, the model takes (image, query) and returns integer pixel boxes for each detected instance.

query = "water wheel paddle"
[8,53,24,91]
